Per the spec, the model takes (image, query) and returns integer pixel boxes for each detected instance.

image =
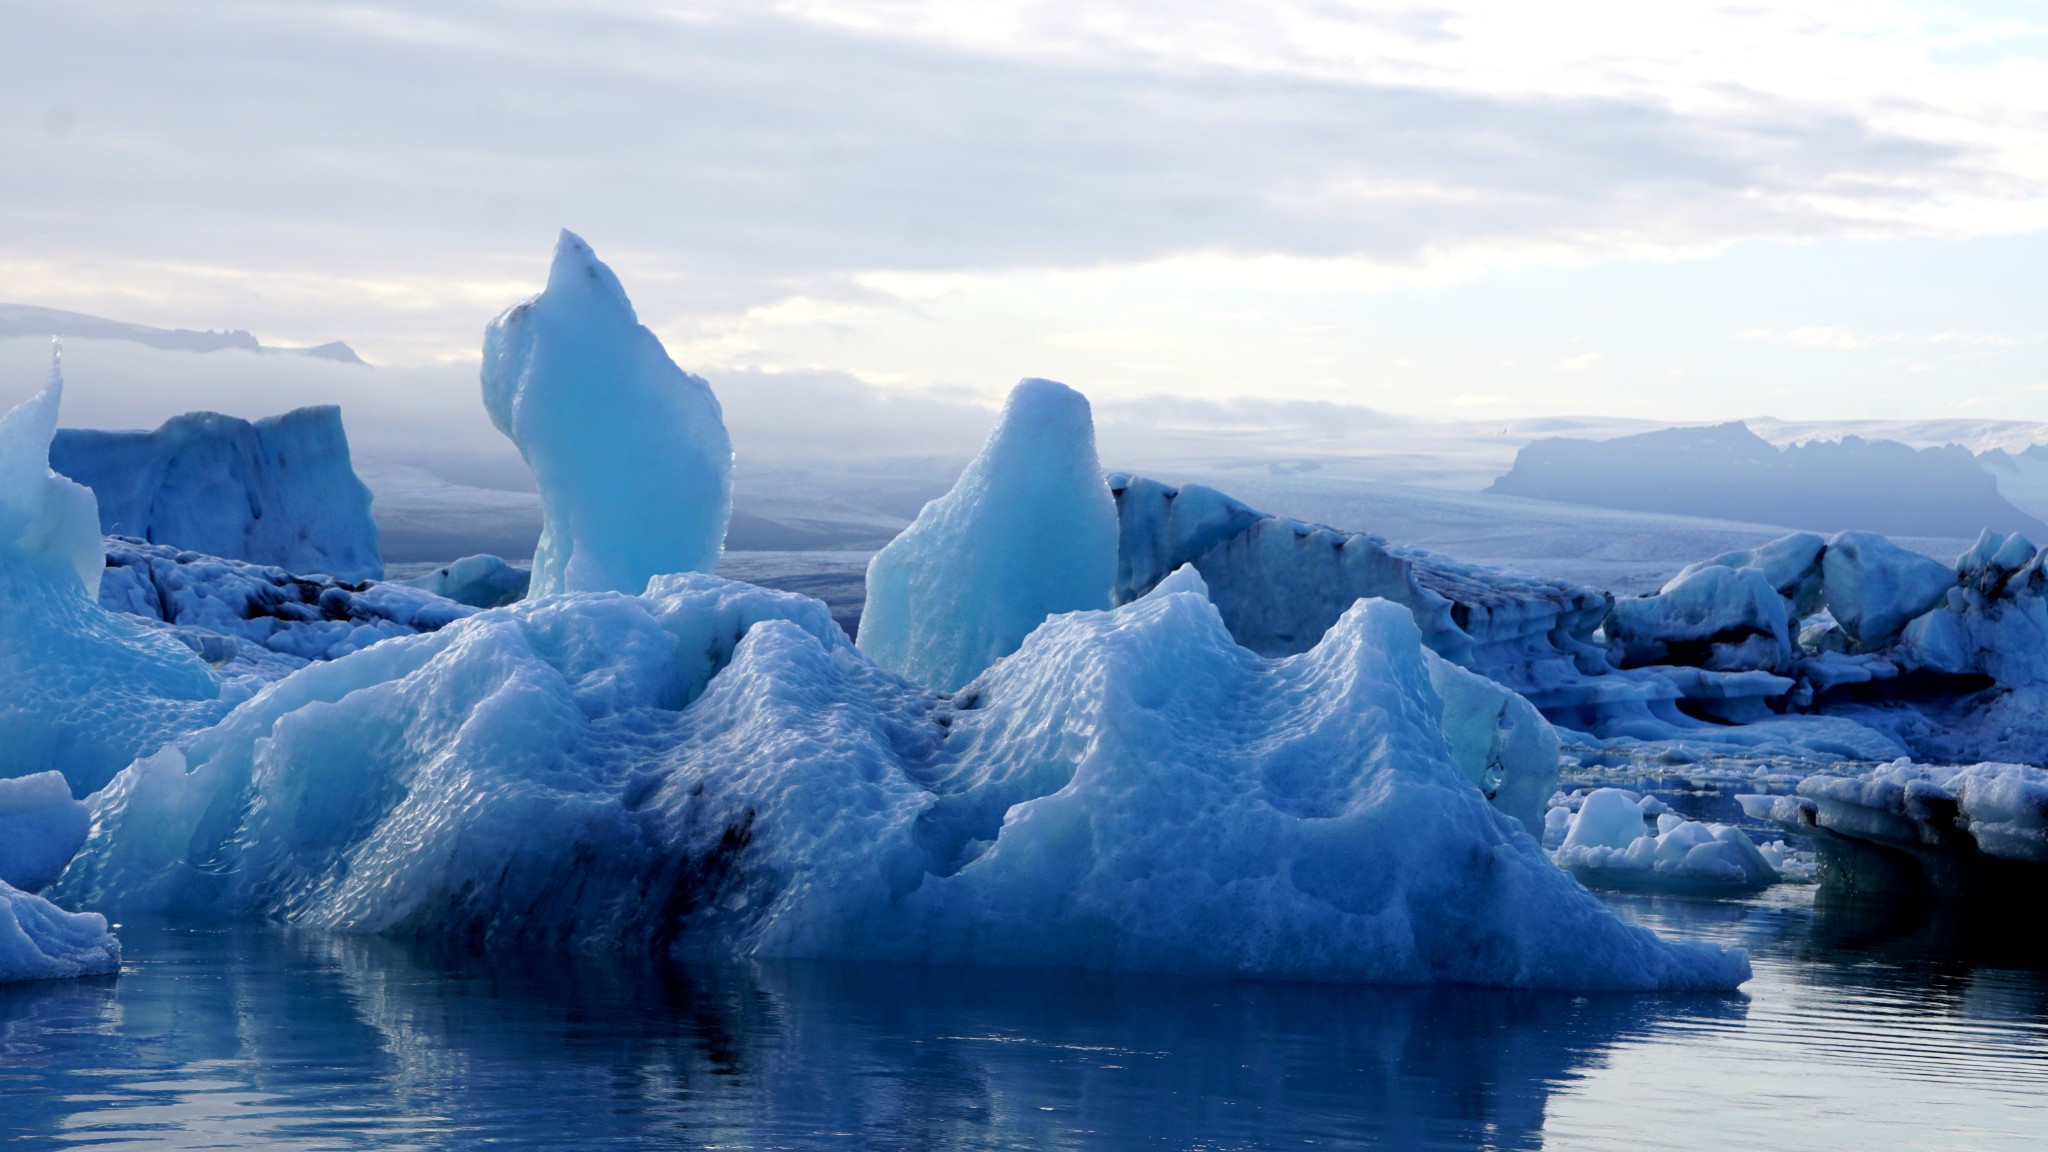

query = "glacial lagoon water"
[3,890,2043,1151]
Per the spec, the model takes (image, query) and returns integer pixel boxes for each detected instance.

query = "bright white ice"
[483,231,732,596]
[1554,788,1779,892]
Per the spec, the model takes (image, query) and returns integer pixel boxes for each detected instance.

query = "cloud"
[1739,326,1899,350]
[1739,327,2035,350]
[0,1,2019,367]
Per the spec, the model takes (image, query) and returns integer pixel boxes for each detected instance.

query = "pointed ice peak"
[857,375,1118,691]
[481,232,732,596]
[540,229,637,323]
[0,341,66,495]
[1144,563,1211,602]
[0,341,104,597]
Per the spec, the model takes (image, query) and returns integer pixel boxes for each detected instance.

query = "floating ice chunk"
[1606,565,1792,671]
[1755,839,1817,883]
[1821,531,1956,646]
[50,406,382,581]
[65,572,1745,990]
[858,378,1117,691]
[483,231,732,596]
[1560,789,1648,852]
[403,553,530,608]
[1788,760,2048,866]
[0,772,88,892]
[0,880,119,984]
[0,353,229,794]
[1555,788,1777,892]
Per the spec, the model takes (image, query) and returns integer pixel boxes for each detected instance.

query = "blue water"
[3,889,2044,1150]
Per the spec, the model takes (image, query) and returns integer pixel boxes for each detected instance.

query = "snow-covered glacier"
[0,351,232,794]
[859,378,1118,691]
[49,405,382,581]
[482,231,732,596]
[58,566,1746,990]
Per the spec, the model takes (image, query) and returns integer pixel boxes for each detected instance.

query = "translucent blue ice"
[66,568,1747,990]
[858,378,1117,691]
[483,231,732,596]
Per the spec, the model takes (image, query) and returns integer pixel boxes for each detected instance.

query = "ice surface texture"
[100,537,474,675]
[0,352,229,794]
[50,405,382,581]
[62,569,1746,990]
[483,231,732,596]
[0,879,119,984]
[0,772,88,892]
[1744,760,2048,868]
[859,379,1118,692]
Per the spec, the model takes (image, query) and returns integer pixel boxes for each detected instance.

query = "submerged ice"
[483,231,732,596]
[61,566,1745,990]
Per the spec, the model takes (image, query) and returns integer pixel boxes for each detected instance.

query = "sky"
[2,0,2046,426]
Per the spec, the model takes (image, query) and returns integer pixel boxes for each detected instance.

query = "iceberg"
[1553,788,1778,893]
[1606,565,1793,672]
[0,350,231,794]
[60,569,1745,990]
[50,405,382,581]
[482,230,733,596]
[1741,760,2047,898]
[1820,531,1956,648]
[1671,533,1827,618]
[0,880,119,984]
[858,378,1118,692]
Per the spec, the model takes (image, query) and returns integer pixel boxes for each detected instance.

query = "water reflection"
[1,922,1744,1150]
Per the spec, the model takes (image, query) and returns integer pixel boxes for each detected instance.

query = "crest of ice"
[858,378,1118,691]
[0,345,104,599]
[482,230,732,596]
[62,568,1745,990]
[0,349,229,794]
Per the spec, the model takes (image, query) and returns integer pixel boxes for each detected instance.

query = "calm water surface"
[2,889,2043,1150]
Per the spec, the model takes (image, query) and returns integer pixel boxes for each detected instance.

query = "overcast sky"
[3,0,2045,425]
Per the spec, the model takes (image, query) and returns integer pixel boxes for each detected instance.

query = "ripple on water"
[1,890,2043,1152]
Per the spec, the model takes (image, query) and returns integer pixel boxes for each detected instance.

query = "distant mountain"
[0,302,367,365]
[1487,421,2048,540]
